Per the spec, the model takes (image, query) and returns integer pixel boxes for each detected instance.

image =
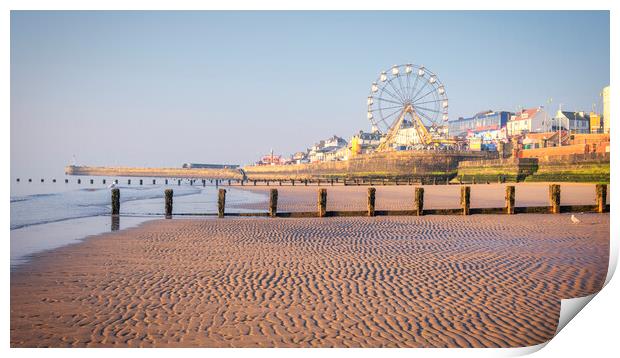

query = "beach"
[10,184,609,348]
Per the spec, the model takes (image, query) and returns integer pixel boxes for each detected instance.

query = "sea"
[10,176,267,269]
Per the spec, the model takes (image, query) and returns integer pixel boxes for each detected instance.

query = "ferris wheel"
[367,64,448,134]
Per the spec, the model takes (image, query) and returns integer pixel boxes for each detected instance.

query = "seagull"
[571,214,581,224]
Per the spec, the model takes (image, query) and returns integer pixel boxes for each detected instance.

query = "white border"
[3,1,617,357]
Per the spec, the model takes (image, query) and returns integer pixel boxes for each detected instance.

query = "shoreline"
[11,211,609,347]
[10,215,156,269]
[10,185,267,267]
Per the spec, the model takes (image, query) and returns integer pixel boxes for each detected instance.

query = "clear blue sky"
[11,11,609,175]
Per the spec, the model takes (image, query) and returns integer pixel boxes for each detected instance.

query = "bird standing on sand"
[571,214,581,224]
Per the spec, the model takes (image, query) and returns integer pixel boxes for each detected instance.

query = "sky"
[11,11,610,176]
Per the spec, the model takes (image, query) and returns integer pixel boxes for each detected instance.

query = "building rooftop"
[511,108,541,121]
[557,111,590,121]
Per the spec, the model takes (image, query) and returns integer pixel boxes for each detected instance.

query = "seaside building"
[256,154,287,166]
[394,121,424,148]
[324,145,351,162]
[350,131,382,155]
[308,135,348,162]
[554,110,591,134]
[602,86,610,133]
[389,121,450,150]
[521,132,566,149]
[291,151,309,164]
[448,111,511,138]
[507,107,552,136]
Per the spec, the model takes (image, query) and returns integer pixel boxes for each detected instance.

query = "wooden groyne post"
[269,189,278,217]
[505,186,515,214]
[165,189,173,218]
[461,186,470,215]
[318,189,327,217]
[218,189,226,218]
[596,184,607,213]
[549,184,561,214]
[414,187,424,216]
[111,188,120,215]
[367,187,376,217]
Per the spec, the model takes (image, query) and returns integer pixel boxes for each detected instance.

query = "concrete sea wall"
[524,153,610,183]
[454,158,538,183]
[455,153,610,183]
[243,150,493,181]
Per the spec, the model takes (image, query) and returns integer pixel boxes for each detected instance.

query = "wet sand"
[229,182,608,212]
[11,211,609,347]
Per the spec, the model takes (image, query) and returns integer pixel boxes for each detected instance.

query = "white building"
[554,111,591,134]
[394,126,423,147]
[350,131,382,155]
[507,107,552,135]
[308,135,348,162]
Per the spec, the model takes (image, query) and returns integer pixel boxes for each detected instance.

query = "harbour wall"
[64,165,244,180]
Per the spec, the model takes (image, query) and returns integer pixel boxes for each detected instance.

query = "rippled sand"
[11,213,608,347]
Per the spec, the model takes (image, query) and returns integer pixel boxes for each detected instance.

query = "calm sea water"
[10,176,266,268]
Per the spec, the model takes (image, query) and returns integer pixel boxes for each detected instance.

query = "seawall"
[454,158,538,183]
[243,150,493,181]
[455,153,610,183]
[524,153,610,183]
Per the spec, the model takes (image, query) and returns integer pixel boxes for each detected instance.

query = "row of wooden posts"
[16,176,501,186]
[110,184,608,218]
[17,178,219,186]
